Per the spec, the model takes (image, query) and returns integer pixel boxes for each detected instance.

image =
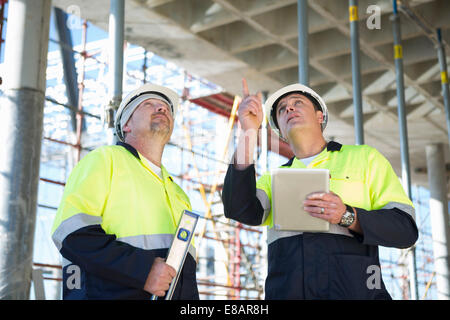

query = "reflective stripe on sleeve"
[52,213,103,251]
[256,188,271,225]
[382,201,415,219]
[117,234,196,260]
[61,235,196,268]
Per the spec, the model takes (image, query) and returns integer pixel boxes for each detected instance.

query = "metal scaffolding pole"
[0,0,51,299]
[75,20,88,163]
[425,144,450,300]
[260,91,269,173]
[106,0,125,144]
[349,0,364,145]
[297,0,309,85]
[391,2,418,300]
[436,29,450,145]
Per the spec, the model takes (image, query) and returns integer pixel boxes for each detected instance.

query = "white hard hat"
[114,83,179,141]
[264,83,328,139]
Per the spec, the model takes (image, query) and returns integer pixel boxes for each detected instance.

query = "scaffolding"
[0,3,443,300]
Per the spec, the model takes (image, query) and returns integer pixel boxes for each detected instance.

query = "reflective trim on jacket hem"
[267,224,353,245]
[52,213,103,251]
[117,234,196,260]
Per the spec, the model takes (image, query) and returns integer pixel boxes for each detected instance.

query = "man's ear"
[316,110,324,124]
[122,122,131,134]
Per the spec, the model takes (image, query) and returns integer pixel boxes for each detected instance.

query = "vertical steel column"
[53,7,79,133]
[391,2,418,300]
[0,0,51,299]
[436,29,450,144]
[425,144,450,300]
[260,91,269,173]
[349,0,364,145]
[297,0,309,85]
[142,50,148,84]
[106,0,125,144]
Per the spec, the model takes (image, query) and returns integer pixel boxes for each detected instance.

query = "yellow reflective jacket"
[52,142,198,300]
[223,141,418,299]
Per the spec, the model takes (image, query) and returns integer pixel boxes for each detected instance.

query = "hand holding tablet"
[271,168,330,232]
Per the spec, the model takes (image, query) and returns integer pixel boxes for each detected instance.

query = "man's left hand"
[303,191,346,225]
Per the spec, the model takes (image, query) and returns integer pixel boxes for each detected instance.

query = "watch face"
[340,210,355,227]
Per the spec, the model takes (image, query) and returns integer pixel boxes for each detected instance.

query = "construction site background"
[0,3,439,300]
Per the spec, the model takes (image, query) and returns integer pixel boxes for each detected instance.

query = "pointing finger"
[242,78,249,98]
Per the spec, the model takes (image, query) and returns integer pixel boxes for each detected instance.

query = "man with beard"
[52,83,199,300]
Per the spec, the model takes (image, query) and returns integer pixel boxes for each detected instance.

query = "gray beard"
[150,122,170,137]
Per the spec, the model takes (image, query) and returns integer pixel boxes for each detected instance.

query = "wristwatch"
[338,204,356,227]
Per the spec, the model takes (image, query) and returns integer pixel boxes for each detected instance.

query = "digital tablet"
[271,168,330,232]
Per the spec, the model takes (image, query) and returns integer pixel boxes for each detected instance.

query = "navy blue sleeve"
[222,164,265,226]
[60,225,158,290]
[351,207,418,249]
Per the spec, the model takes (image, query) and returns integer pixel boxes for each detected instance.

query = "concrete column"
[426,143,450,300]
[0,0,51,299]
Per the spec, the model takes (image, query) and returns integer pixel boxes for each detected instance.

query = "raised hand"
[238,78,263,131]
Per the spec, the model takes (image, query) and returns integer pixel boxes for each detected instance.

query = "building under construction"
[0,0,449,300]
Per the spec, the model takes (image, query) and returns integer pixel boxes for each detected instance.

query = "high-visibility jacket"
[52,142,199,300]
[223,141,418,299]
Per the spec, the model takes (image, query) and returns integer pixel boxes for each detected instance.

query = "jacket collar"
[116,141,140,160]
[326,140,342,152]
[282,140,342,167]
